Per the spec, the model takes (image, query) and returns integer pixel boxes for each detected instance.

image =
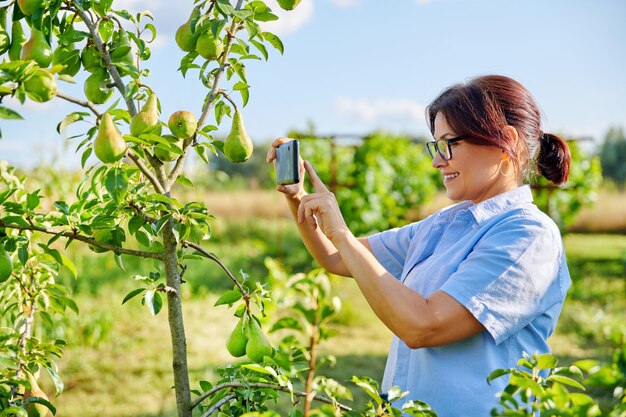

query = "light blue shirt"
[368,185,570,417]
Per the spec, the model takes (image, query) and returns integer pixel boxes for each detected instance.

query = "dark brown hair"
[426,75,570,185]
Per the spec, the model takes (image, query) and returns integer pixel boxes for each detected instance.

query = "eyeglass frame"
[425,135,469,161]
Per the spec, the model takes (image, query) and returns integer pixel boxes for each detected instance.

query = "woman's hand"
[298,160,351,245]
[266,137,306,199]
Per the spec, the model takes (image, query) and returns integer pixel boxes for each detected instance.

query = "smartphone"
[275,140,300,185]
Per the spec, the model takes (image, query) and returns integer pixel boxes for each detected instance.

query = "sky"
[1,0,625,169]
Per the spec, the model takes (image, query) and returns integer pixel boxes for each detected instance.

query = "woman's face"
[431,112,518,204]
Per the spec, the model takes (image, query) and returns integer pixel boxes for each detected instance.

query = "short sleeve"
[368,215,436,280]
[440,213,563,344]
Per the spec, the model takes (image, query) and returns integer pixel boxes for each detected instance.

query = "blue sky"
[1,0,625,169]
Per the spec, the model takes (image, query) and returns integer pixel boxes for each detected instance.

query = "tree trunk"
[162,219,192,417]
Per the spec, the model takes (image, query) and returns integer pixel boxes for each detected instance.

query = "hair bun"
[537,132,571,185]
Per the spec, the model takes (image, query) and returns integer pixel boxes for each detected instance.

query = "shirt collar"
[467,185,534,225]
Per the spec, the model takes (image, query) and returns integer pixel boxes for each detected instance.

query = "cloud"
[259,0,315,35]
[335,96,425,125]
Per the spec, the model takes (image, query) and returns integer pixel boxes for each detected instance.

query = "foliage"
[532,140,602,230]
[598,126,626,189]
[576,344,626,416]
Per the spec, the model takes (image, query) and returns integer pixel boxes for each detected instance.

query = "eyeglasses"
[426,135,468,161]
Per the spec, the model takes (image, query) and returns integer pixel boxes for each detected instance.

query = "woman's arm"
[298,160,484,348]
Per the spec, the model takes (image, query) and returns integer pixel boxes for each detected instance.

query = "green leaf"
[537,353,558,370]
[0,106,23,120]
[105,168,129,205]
[57,112,88,134]
[60,254,77,280]
[250,39,268,60]
[122,288,145,304]
[175,175,195,188]
[144,289,162,316]
[487,368,513,384]
[547,375,586,391]
[26,191,40,210]
[46,366,64,396]
[23,396,56,415]
[214,289,242,306]
[143,23,157,43]
[269,317,302,333]
[242,363,278,377]
[114,254,125,271]
[261,32,284,54]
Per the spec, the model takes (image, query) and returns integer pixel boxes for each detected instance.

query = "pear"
[175,7,201,52]
[17,0,45,16]
[8,20,27,61]
[153,134,183,162]
[246,318,272,363]
[23,372,49,417]
[276,0,302,10]
[130,93,161,136]
[196,29,223,60]
[0,8,9,55]
[226,317,249,358]
[21,29,53,67]
[0,246,12,283]
[94,113,127,164]
[168,111,197,139]
[224,110,254,163]
[84,68,113,104]
[24,69,57,103]
[81,42,104,72]
[51,44,81,76]
[88,229,114,253]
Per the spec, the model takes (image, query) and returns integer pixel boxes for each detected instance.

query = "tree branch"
[200,394,237,417]
[190,382,352,412]
[0,220,164,260]
[69,1,137,116]
[166,0,245,188]
[56,91,102,118]
[128,200,158,224]
[181,240,248,301]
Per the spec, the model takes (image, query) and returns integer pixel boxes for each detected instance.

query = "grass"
[23,188,626,416]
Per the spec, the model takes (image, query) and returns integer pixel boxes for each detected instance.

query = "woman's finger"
[304,160,329,193]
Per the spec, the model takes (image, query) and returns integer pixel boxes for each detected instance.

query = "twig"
[200,394,237,417]
[166,0,245,188]
[304,325,319,417]
[0,220,164,260]
[189,382,352,412]
[56,91,102,118]
[218,90,237,110]
[181,240,248,301]
[128,200,158,224]
[69,1,137,116]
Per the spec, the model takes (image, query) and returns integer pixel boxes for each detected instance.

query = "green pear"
[23,372,49,417]
[153,134,183,162]
[226,317,249,358]
[0,8,9,55]
[175,7,201,52]
[245,318,272,363]
[8,20,27,61]
[130,93,161,136]
[0,246,12,283]
[51,44,81,76]
[21,29,53,67]
[224,110,254,163]
[84,68,113,104]
[276,0,302,10]
[24,69,57,103]
[94,113,127,164]
[88,229,115,253]
[167,110,197,139]
[17,0,45,16]
[81,42,104,72]
[196,29,223,60]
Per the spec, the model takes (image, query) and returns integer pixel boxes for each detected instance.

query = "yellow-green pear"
[81,42,104,72]
[84,68,113,104]
[24,69,57,103]
[276,0,302,10]
[175,7,201,52]
[130,93,161,136]
[94,113,127,164]
[23,372,49,417]
[224,110,253,163]
[0,246,12,283]
[17,0,45,16]
[245,318,272,363]
[21,29,53,67]
[196,30,223,60]
[168,111,197,139]
[8,20,27,61]
[153,134,183,162]
[52,44,81,76]
[226,317,248,358]
[0,8,9,55]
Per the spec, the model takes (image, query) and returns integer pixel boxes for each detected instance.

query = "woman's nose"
[431,152,447,169]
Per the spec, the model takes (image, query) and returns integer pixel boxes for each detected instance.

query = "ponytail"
[537,132,571,185]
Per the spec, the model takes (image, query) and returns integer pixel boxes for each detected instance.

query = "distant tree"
[599,126,626,188]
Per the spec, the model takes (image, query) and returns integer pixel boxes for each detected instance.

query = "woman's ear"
[502,125,519,146]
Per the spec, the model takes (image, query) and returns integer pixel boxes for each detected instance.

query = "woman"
[266,75,571,416]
